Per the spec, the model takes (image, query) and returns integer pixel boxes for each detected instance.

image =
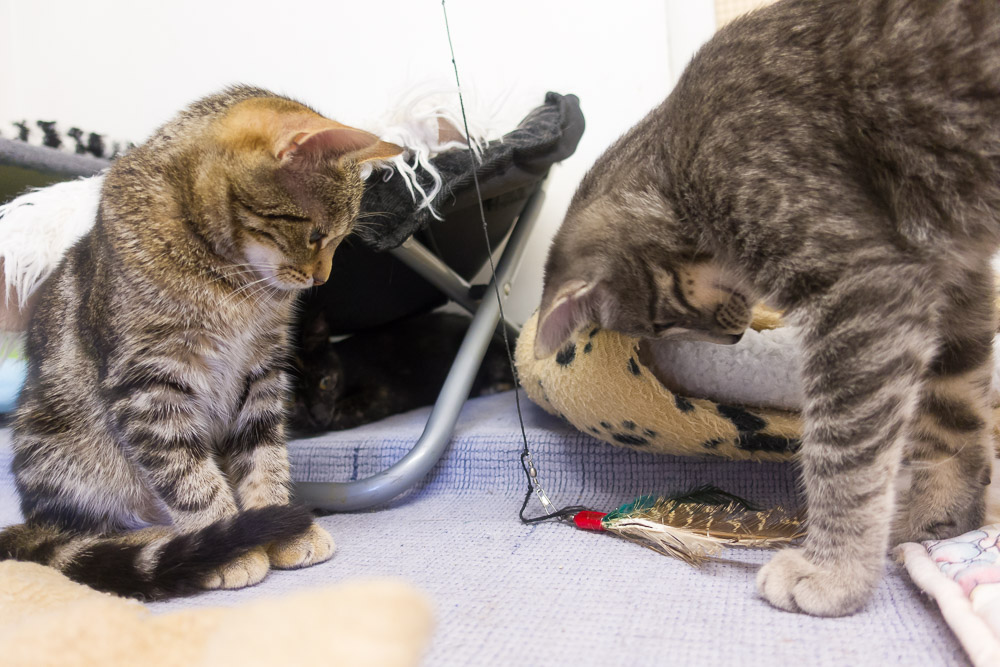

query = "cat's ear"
[534,280,603,359]
[301,311,331,352]
[275,119,403,165]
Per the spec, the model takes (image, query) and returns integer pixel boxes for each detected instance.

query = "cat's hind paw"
[267,522,335,570]
[202,546,270,590]
[756,548,878,617]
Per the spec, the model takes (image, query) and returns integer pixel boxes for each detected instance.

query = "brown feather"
[603,499,805,565]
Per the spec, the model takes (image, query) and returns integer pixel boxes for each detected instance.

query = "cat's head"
[290,312,344,433]
[202,96,403,291]
[534,192,752,359]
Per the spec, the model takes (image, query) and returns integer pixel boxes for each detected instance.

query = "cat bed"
[310,91,584,333]
[0,560,431,666]
[513,306,802,461]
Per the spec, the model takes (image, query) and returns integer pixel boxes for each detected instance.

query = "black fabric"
[357,92,584,251]
[310,92,585,333]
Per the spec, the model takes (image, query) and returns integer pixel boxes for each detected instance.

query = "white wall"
[0,0,716,324]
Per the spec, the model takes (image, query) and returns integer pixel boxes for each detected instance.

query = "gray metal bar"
[390,238,477,312]
[390,235,522,337]
[294,184,545,511]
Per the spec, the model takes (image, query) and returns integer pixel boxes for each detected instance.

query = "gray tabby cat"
[535,0,1000,616]
[0,86,402,599]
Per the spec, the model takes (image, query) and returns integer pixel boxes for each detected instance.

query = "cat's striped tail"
[0,504,313,600]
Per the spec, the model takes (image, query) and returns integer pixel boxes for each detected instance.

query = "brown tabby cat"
[536,0,1000,616]
[0,86,402,599]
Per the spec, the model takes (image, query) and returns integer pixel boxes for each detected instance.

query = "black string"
[440,0,591,525]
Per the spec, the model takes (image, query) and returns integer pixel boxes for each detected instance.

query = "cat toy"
[440,1,804,565]
[570,487,804,564]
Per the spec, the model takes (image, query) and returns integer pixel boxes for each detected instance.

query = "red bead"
[573,511,607,531]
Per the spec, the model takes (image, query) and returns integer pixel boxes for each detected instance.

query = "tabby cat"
[535,0,1000,616]
[0,86,402,599]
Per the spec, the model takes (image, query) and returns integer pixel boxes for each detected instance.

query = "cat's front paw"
[267,522,335,570]
[202,546,270,590]
[756,548,878,617]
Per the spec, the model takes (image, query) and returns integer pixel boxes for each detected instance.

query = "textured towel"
[0,561,431,667]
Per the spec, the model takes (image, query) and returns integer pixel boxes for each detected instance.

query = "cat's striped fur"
[1,86,402,599]
[536,0,1000,616]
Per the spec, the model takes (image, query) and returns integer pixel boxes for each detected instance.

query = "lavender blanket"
[0,392,968,665]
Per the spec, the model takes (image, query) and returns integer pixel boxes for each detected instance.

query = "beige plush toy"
[0,561,432,667]
[515,306,800,462]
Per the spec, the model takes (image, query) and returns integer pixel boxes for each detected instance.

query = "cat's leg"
[757,262,939,616]
[110,377,240,530]
[109,369,266,589]
[892,266,993,543]
[223,365,334,571]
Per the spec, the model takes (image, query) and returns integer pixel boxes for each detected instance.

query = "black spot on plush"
[583,342,593,354]
[715,404,799,453]
[716,404,767,432]
[643,428,657,437]
[738,433,799,453]
[702,438,724,449]
[588,327,600,338]
[627,357,641,376]
[600,421,611,429]
[674,395,694,413]
[612,433,649,446]
[87,133,106,158]
[12,120,29,142]
[67,127,86,154]
[555,343,576,366]
[622,420,636,430]
[36,121,61,149]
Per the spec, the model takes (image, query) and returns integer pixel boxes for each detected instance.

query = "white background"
[0,0,717,323]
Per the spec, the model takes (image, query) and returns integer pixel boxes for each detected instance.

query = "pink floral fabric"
[925,526,1000,597]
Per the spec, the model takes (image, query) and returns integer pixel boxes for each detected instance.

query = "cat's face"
[209,98,403,291]
[290,348,345,432]
[534,201,751,358]
[289,313,345,433]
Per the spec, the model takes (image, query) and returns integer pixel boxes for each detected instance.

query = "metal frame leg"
[389,226,522,340]
[294,185,545,511]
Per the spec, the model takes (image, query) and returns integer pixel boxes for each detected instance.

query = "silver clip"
[526,451,558,515]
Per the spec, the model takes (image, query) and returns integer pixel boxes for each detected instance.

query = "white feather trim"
[363,89,492,220]
[0,176,104,357]
[0,176,103,310]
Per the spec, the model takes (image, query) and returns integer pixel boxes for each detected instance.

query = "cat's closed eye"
[653,321,679,333]
[247,227,280,246]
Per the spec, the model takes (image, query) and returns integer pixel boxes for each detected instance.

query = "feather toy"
[572,486,805,565]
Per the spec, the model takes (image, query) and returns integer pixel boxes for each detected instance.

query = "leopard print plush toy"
[515,307,799,462]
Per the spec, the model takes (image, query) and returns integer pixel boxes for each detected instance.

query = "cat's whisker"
[355,210,390,220]
[207,263,276,287]
[224,275,275,304]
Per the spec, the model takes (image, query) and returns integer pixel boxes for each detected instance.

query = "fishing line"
[440,0,591,524]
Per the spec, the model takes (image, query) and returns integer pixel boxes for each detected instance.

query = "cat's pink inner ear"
[277,126,382,162]
[534,280,596,359]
